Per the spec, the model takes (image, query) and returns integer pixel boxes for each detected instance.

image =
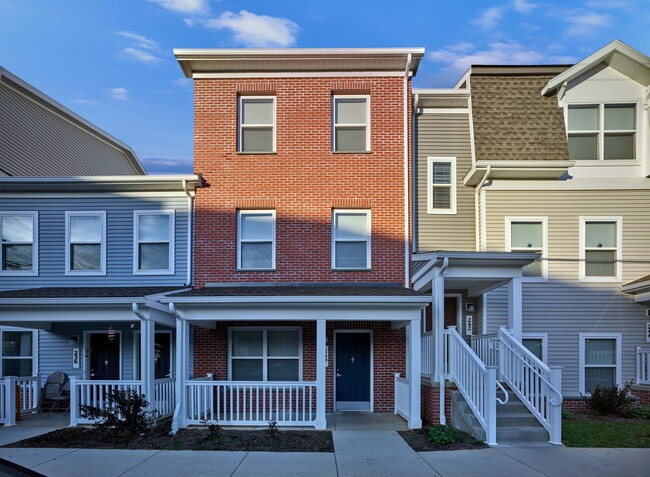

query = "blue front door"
[335,332,371,411]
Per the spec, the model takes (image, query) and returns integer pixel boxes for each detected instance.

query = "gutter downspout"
[182,180,193,287]
[404,53,412,289]
[474,165,491,251]
[412,93,419,255]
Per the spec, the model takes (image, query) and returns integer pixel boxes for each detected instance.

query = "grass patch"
[563,417,650,448]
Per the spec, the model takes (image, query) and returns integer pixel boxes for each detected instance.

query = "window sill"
[236,268,276,272]
[0,270,38,277]
[332,268,372,272]
[64,271,107,277]
[427,210,457,215]
[134,270,175,276]
[331,151,372,155]
[236,152,277,155]
[579,277,622,283]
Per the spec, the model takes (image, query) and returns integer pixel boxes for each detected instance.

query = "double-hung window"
[580,333,621,394]
[238,97,275,153]
[0,212,37,275]
[237,210,275,270]
[134,211,174,274]
[333,96,369,152]
[332,210,371,270]
[427,157,456,214]
[1,329,36,377]
[507,218,547,279]
[567,103,637,161]
[580,217,621,281]
[65,211,106,275]
[230,328,301,381]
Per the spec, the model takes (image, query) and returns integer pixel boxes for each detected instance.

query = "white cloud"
[564,12,610,38]
[72,98,100,106]
[113,31,162,64]
[172,77,193,88]
[513,0,536,13]
[114,31,159,50]
[122,47,160,64]
[201,10,299,47]
[109,87,129,101]
[148,0,209,14]
[472,6,504,29]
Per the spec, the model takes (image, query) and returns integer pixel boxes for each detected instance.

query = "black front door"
[154,333,171,379]
[335,332,371,410]
[89,333,120,380]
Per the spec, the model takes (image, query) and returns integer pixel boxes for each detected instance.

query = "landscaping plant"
[584,382,633,415]
[427,425,462,444]
[561,408,576,419]
[620,406,650,419]
[266,420,279,439]
[80,390,159,437]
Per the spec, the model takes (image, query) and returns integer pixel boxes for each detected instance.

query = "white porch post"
[172,317,189,432]
[507,277,523,342]
[140,318,155,410]
[315,319,327,429]
[433,269,446,426]
[406,319,422,429]
[4,377,16,426]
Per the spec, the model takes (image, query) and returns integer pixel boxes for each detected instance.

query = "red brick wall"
[632,385,650,406]
[421,382,455,425]
[192,321,405,412]
[192,76,411,286]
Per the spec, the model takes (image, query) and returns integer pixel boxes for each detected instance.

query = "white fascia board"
[0,175,200,184]
[0,297,146,305]
[412,88,470,96]
[162,295,430,305]
[174,47,425,57]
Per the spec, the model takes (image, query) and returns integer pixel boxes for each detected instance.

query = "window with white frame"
[237,210,275,270]
[134,211,174,274]
[0,212,37,275]
[507,218,547,279]
[522,334,547,363]
[1,329,36,377]
[65,211,106,274]
[567,103,637,161]
[238,97,275,153]
[427,157,456,214]
[332,210,371,270]
[580,217,621,280]
[333,96,369,152]
[580,334,621,394]
[230,328,301,381]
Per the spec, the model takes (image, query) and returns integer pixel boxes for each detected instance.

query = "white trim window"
[506,217,548,280]
[522,333,548,363]
[579,333,621,395]
[238,96,276,153]
[566,103,638,161]
[0,328,37,377]
[333,95,370,152]
[427,157,456,214]
[65,211,106,275]
[237,210,275,270]
[332,209,371,270]
[134,211,175,275]
[229,328,301,381]
[0,212,38,275]
[579,217,622,281]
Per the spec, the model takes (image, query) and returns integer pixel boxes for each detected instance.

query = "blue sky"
[0,0,648,174]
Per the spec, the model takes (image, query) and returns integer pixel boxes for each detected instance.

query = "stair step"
[497,415,541,427]
[497,426,549,442]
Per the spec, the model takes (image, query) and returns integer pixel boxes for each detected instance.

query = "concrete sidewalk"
[1,431,649,476]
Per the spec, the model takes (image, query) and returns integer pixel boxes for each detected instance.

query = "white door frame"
[333,329,374,412]
[83,330,123,380]
[444,293,463,331]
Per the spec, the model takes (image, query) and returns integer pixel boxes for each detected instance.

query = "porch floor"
[327,412,408,431]
[0,412,69,446]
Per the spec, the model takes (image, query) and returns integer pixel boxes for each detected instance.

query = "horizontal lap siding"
[0,195,189,289]
[485,188,650,397]
[416,113,475,252]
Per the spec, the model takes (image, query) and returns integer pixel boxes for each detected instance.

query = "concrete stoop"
[450,390,550,446]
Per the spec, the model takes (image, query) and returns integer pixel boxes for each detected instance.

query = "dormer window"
[567,103,636,161]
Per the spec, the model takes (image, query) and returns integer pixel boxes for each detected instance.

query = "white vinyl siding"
[134,211,175,275]
[579,217,622,282]
[427,157,456,215]
[238,97,275,153]
[1,329,37,377]
[332,209,371,270]
[65,211,106,276]
[237,210,275,270]
[579,333,621,395]
[506,217,547,280]
[0,212,38,276]
[333,96,370,152]
[229,328,301,382]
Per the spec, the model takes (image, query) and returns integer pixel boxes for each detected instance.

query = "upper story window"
[65,211,106,275]
[134,211,175,275]
[427,157,456,214]
[332,209,371,270]
[238,97,275,153]
[580,217,622,281]
[567,103,637,161]
[1,329,36,377]
[333,96,370,152]
[0,212,38,275]
[507,217,547,280]
[237,210,275,270]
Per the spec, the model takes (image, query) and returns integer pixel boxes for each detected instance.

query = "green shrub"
[562,408,576,419]
[80,390,158,437]
[620,406,650,419]
[428,425,462,444]
[584,382,633,415]
[266,420,279,439]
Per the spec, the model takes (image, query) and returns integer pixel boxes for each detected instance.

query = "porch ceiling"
[622,274,650,305]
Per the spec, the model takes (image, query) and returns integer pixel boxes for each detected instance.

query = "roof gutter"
[404,53,412,288]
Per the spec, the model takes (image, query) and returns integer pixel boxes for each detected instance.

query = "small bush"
[267,420,279,439]
[428,425,462,445]
[620,406,650,420]
[80,390,158,437]
[584,382,633,415]
[562,408,576,419]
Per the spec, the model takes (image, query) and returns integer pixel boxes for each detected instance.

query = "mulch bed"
[398,428,488,451]
[4,424,333,452]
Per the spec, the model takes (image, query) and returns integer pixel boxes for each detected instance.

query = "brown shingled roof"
[470,72,571,162]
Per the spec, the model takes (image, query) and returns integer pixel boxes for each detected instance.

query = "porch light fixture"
[108,325,116,343]
[68,335,79,346]
[465,303,475,313]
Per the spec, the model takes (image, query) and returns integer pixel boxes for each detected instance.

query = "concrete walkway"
[1,431,650,477]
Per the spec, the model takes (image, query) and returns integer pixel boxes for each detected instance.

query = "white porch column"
[315,319,327,429]
[406,319,422,429]
[507,277,523,341]
[433,270,445,383]
[140,318,155,410]
[172,317,189,432]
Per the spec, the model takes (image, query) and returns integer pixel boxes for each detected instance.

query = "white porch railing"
[154,378,176,418]
[0,375,41,426]
[471,333,499,368]
[636,347,650,385]
[498,327,562,445]
[71,379,142,425]
[445,326,499,446]
[393,373,409,420]
[421,332,435,377]
[16,375,40,414]
[186,380,318,426]
[0,380,6,425]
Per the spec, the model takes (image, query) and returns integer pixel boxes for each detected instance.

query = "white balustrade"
[421,332,434,377]
[71,379,142,425]
[154,378,176,418]
[187,381,318,426]
[636,347,650,385]
[16,375,40,413]
[393,373,409,420]
[471,334,499,368]
[0,380,6,425]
